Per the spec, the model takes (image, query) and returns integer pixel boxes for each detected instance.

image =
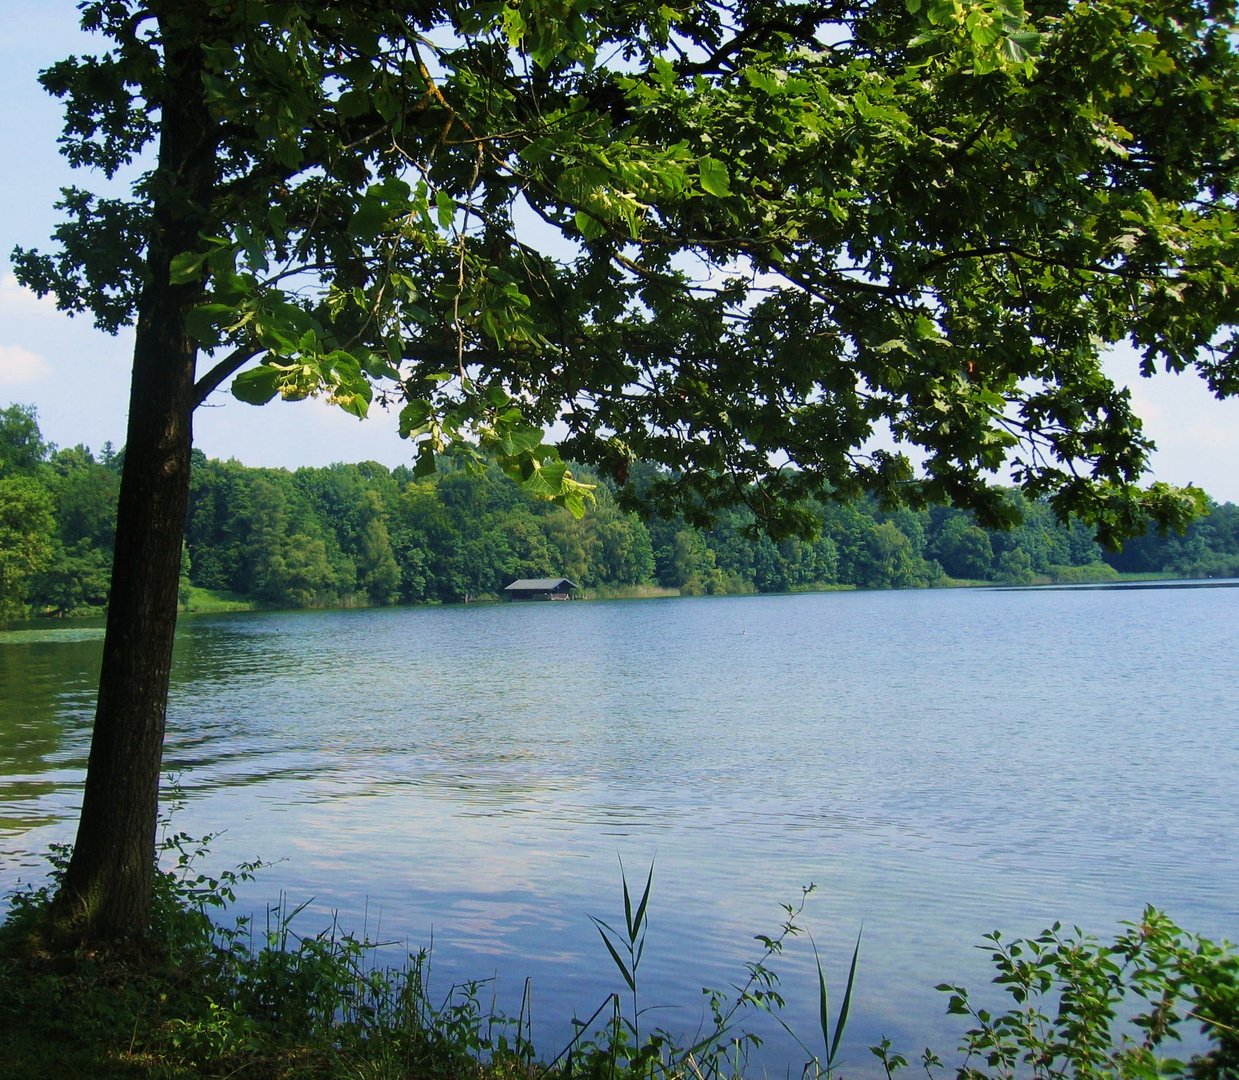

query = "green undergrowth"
[1,839,1237,1080]
[180,587,271,613]
[581,585,682,600]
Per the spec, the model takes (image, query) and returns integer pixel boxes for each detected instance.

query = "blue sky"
[1,1,422,470]
[3,1,1238,503]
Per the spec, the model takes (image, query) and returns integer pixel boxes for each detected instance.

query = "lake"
[2,584,1237,1075]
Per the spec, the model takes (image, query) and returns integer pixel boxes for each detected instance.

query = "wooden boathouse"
[503,577,578,601]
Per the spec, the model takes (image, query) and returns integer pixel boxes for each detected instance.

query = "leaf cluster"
[12,0,1239,538]
[876,908,1239,1080]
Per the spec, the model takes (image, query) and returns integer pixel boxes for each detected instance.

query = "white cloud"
[0,343,50,384]
[1105,347,1239,502]
[1126,386,1163,424]
[0,272,58,315]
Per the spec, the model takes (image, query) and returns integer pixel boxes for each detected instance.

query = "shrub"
[874,908,1239,1080]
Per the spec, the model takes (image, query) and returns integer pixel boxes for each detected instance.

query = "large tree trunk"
[54,305,198,938]
[55,18,216,940]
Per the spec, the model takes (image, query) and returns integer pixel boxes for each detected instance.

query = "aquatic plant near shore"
[582,865,861,1080]
[2,836,1237,1080]
[872,910,1239,1080]
[2,834,544,1078]
[589,858,654,1045]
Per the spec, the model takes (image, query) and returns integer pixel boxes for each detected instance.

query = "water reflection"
[2,588,1238,1076]
[0,632,99,802]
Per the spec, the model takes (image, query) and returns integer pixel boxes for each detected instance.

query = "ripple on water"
[3,587,1238,1078]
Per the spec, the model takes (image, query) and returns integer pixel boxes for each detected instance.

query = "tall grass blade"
[543,994,619,1073]
[816,941,831,1058]
[631,859,655,940]
[592,915,624,941]
[829,928,862,1067]
[621,857,635,940]
[284,895,316,925]
[591,917,636,992]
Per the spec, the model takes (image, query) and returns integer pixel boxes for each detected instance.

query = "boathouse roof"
[504,578,578,592]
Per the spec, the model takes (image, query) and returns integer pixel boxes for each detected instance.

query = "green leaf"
[169,251,208,285]
[373,87,398,122]
[499,427,546,457]
[699,157,732,197]
[520,464,556,498]
[435,191,456,230]
[591,918,636,992]
[349,196,388,242]
[185,303,243,346]
[231,365,282,405]
[399,400,433,437]
[831,929,863,1066]
[413,443,436,477]
[817,946,831,1057]
[560,490,588,518]
[630,860,654,942]
[744,68,781,94]
[574,209,607,240]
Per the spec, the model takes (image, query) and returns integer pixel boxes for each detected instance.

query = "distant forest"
[4,402,1239,620]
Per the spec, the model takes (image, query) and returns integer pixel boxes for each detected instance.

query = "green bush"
[1045,563,1120,584]
[874,909,1238,1080]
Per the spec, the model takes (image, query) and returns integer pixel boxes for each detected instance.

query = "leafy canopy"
[13,0,1239,542]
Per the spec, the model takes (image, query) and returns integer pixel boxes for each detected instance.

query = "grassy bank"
[180,587,272,613]
[2,843,1237,1080]
[580,584,682,600]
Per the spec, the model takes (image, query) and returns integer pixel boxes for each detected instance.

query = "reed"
[1,839,1235,1080]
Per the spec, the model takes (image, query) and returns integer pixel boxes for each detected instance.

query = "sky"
[3,1,1238,502]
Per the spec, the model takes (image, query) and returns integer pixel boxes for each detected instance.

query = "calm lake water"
[2,585,1238,1075]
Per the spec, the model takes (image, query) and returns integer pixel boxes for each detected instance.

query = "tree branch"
[193,345,263,407]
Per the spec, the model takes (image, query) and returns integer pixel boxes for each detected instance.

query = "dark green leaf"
[230,365,282,405]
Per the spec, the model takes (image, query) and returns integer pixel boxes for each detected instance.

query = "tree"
[53,453,121,551]
[934,516,995,580]
[355,491,403,605]
[993,546,1035,584]
[0,478,57,621]
[856,518,932,589]
[13,0,1239,938]
[33,539,113,616]
[594,505,657,586]
[0,404,57,620]
[0,403,51,477]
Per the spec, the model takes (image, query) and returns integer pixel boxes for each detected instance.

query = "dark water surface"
[2,586,1237,1074]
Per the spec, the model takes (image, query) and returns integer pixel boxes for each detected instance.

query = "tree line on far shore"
[4,401,1239,620]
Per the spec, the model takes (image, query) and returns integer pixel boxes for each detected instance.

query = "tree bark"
[54,302,198,938]
[55,17,217,939]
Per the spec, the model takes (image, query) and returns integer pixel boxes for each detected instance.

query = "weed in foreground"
[871,909,1239,1080]
[578,865,862,1080]
[0,833,540,1080]
[2,836,1237,1080]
